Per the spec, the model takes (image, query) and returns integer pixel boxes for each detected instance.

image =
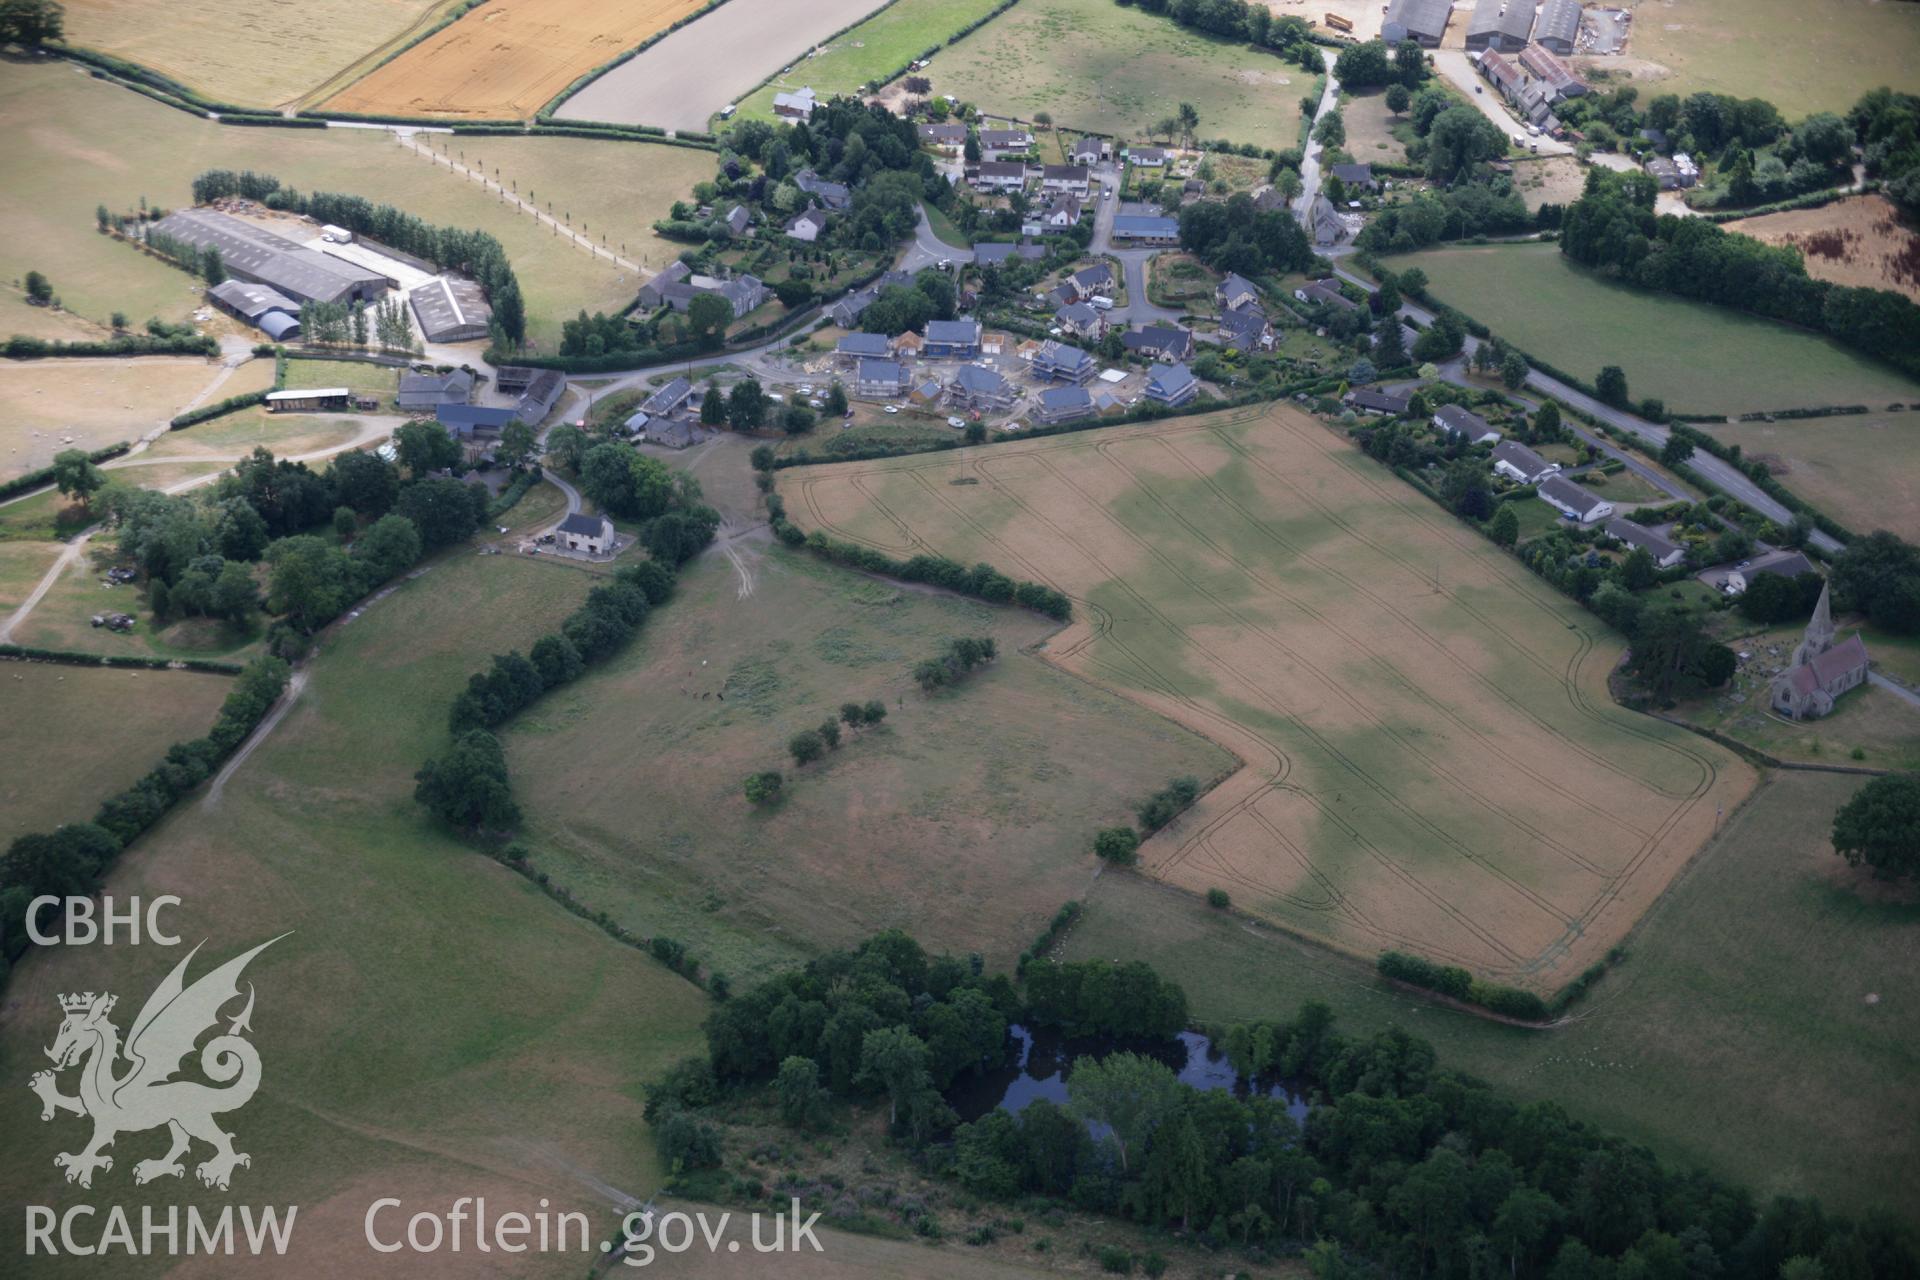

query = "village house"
[1036,385,1095,423]
[1346,387,1411,416]
[1121,324,1194,363]
[1537,474,1614,524]
[1028,339,1098,384]
[1039,195,1084,232]
[784,207,829,243]
[512,368,566,425]
[1127,147,1169,168]
[1217,305,1275,352]
[1217,272,1261,312]
[640,376,698,419]
[638,261,691,310]
[1604,516,1685,567]
[1071,137,1107,165]
[855,358,911,400]
[556,512,614,556]
[1433,404,1502,445]
[1309,194,1347,247]
[794,169,852,211]
[831,287,879,328]
[1064,263,1115,302]
[948,364,1016,411]
[972,241,1046,266]
[1491,440,1561,485]
[1040,164,1092,196]
[1145,362,1199,407]
[1382,0,1450,46]
[772,87,817,121]
[836,332,893,364]
[919,122,968,150]
[1724,550,1818,596]
[1771,583,1870,719]
[979,127,1035,158]
[1295,279,1359,311]
[924,318,983,358]
[972,161,1029,193]
[1327,163,1380,193]
[1055,301,1104,339]
[722,205,752,238]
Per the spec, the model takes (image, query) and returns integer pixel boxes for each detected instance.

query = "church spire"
[1794,580,1836,666]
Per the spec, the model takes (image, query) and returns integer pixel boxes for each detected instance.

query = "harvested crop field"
[786,404,1755,991]
[328,0,713,119]
[1725,195,1920,304]
[1707,411,1920,545]
[556,0,891,130]
[60,0,455,108]
[0,663,234,847]
[0,357,221,482]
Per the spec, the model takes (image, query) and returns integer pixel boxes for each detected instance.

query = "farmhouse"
[662,273,767,318]
[409,275,493,344]
[1346,387,1411,416]
[856,358,911,399]
[1041,165,1092,195]
[1145,362,1199,407]
[1295,279,1358,311]
[514,369,567,424]
[1491,440,1561,484]
[1382,0,1450,46]
[785,208,829,243]
[265,386,351,413]
[1538,474,1614,523]
[924,319,983,358]
[836,332,893,363]
[437,403,515,440]
[1433,404,1501,444]
[948,364,1016,411]
[773,87,817,120]
[1217,272,1261,311]
[972,162,1029,192]
[149,208,388,306]
[973,241,1046,266]
[645,418,698,449]
[1056,302,1104,339]
[397,369,475,411]
[919,122,968,149]
[1467,0,1533,52]
[1111,215,1180,245]
[1217,305,1275,352]
[557,512,614,556]
[1604,516,1685,567]
[1771,583,1870,720]
[639,377,698,420]
[794,170,852,211]
[1128,147,1168,168]
[1029,339,1098,384]
[206,279,302,341]
[1036,385,1095,423]
[1122,324,1194,362]
[1327,163,1379,192]
[979,128,1035,157]
[1531,0,1582,53]
[638,261,691,310]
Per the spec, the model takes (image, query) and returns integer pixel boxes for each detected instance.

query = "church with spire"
[1770,582,1870,719]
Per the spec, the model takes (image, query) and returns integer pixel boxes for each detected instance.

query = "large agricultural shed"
[207,278,303,339]
[149,208,389,305]
[409,275,493,344]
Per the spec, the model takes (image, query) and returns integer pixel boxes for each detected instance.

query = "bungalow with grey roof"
[1327,163,1380,191]
[1605,517,1685,567]
[831,288,879,328]
[1145,362,1199,407]
[397,369,474,411]
[1040,195,1083,231]
[919,122,968,149]
[1538,474,1614,523]
[1127,147,1168,167]
[722,205,752,237]
[772,86,817,120]
[1295,279,1358,311]
[979,127,1035,157]
[973,241,1046,266]
[1346,387,1411,416]
[641,376,698,418]
[1071,136,1106,164]
[1121,324,1193,362]
[1491,440,1560,485]
[1433,404,1501,445]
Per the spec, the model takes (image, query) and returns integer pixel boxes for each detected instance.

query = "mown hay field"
[556,0,892,131]
[1725,194,1920,305]
[912,0,1307,148]
[508,544,1233,987]
[0,553,710,1274]
[0,663,234,846]
[786,403,1756,992]
[0,67,700,348]
[1393,244,1920,415]
[0,357,223,482]
[1707,410,1920,546]
[1058,769,1920,1224]
[59,0,459,108]
[325,0,711,119]
[731,0,1008,124]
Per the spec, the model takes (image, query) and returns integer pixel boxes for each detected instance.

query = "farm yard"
[1604,0,1920,120]
[58,0,457,108]
[731,0,1007,124]
[0,357,227,483]
[0,552,710,1278]
[1059,768,1920,1225]
[507,543,1233,987]
[1707,411,1920,545]
[0,663,234,847]
[555,0,893,131]
[0,66,692,349]
[1725,195,1920,304]
[323,0,711,119]
[1391,244,1920,415]
[785,403,1754,992]
[901,0,1308,148]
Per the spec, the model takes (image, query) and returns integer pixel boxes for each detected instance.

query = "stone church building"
[1770,583,1870,719]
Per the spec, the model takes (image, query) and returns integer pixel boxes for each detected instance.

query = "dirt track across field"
[786,404,1756,991]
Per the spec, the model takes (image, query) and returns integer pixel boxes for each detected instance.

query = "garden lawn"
[1390,244,1920,416]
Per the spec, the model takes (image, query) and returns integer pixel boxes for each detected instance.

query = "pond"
[948,1024,1311,1126]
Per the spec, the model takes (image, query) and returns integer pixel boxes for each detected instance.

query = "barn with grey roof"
[149,208,388,306]
[409,275,494,344]
[1383,0,1451,46]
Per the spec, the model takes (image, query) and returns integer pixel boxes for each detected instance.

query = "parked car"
[883,405,900,414]
[947,416,965,428]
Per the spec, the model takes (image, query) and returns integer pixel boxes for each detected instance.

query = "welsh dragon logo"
[29,936,284,1191]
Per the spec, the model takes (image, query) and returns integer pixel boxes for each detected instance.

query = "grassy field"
[917,0,1308,148]
[1609,0,1920,120]
[1706,411,1920,545]
[7,539,269,661]
[732,0,1007,122]
[786,403,1754,992]
[0,357,223,482]
[138,409,366,465]
[0,290,109,342]
[326,0,711,118]
[0,66,690,348]
[1058,768,1920,1224]
[0,552,711,1274]
[0,540,63,611]
[1391,244,1920,415]
[1341,88,1408,164]
[0,663,234,846]
[508,543,1233,988]
[60,0,456,109]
